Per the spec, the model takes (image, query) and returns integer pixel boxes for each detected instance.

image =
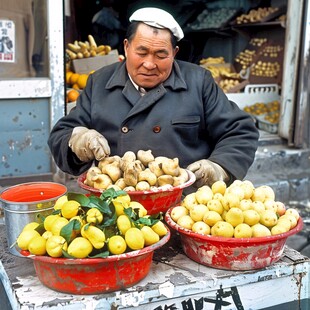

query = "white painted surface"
[1,246,309,310]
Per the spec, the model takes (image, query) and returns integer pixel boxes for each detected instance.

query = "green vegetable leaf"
[60,219,81,243]
[62,250,75,258]
[103,225,118,238]
[35,223,46,235]
[100,188,127,201]
[67,192,90,206]
[88,196,112,215]
[101,211,117,227]
[89,251,110,258]
[124,207,140,221]
[136,217,159,226]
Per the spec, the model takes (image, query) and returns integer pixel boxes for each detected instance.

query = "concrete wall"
[245,144,310,205]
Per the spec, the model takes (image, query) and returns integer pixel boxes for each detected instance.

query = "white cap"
[129,7,184,41]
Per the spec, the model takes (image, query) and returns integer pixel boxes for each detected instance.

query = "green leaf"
[136,217,159,226]
[101,211,117,227]
[35,223,46,235]
[62,249,75,258]
[60,219,81,243]
[124,207,138,220]
[100,188,127,201]
[83,222,91,230]
[67,192,90,206]
[103,225,118,239]
[89,251,110,258]
[88,197,112,215]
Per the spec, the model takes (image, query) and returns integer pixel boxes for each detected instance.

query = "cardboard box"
[72,50,119,74]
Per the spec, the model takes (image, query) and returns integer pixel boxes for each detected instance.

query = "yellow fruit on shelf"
[67,89,80,102]
[66,71,73,85]
[77,73,89,89]
[70,73,80,85]
[72,83,81,90]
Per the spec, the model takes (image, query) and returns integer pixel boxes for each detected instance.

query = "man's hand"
[187,159,229,187]
[68,127,110,162]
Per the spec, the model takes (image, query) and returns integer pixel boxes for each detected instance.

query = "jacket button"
[153,126,161,133]
[121,126,129,133]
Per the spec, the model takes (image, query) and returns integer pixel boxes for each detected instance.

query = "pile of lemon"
[16,189,167,259]
[171,180,300,238]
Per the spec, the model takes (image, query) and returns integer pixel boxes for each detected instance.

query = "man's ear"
[174,46,179,57]
[123,39,129,57]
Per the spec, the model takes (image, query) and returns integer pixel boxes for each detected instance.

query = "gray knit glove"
[187,159,229,187]
[69,127,110,162]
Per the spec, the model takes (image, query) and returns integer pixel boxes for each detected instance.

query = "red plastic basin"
[23,228,171,295]
[77,170,196,215]
[165,206,303,271]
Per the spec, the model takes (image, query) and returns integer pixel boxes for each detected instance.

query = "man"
[48,7,259,188]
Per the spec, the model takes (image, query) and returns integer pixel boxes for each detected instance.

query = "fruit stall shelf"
[0,225,310,310]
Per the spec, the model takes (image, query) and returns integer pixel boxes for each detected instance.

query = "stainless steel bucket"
[0,182,67,256]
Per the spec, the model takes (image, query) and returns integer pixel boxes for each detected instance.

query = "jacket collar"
[105,60,187,91]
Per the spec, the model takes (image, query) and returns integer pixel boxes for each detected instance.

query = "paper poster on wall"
[0,19,15,63]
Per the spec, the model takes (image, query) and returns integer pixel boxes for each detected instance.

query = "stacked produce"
[65,34,120,96]
[84,150,189,191]
[170,179,300,238]
[66,35,112,61]
[199,57,244,93]
[243,100,280,124]
[15,189,168,258]
[235,7,280,24]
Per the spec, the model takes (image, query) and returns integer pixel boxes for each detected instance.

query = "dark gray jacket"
[48,60,259,179]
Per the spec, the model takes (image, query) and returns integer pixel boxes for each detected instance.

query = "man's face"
[124,23,179,89]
